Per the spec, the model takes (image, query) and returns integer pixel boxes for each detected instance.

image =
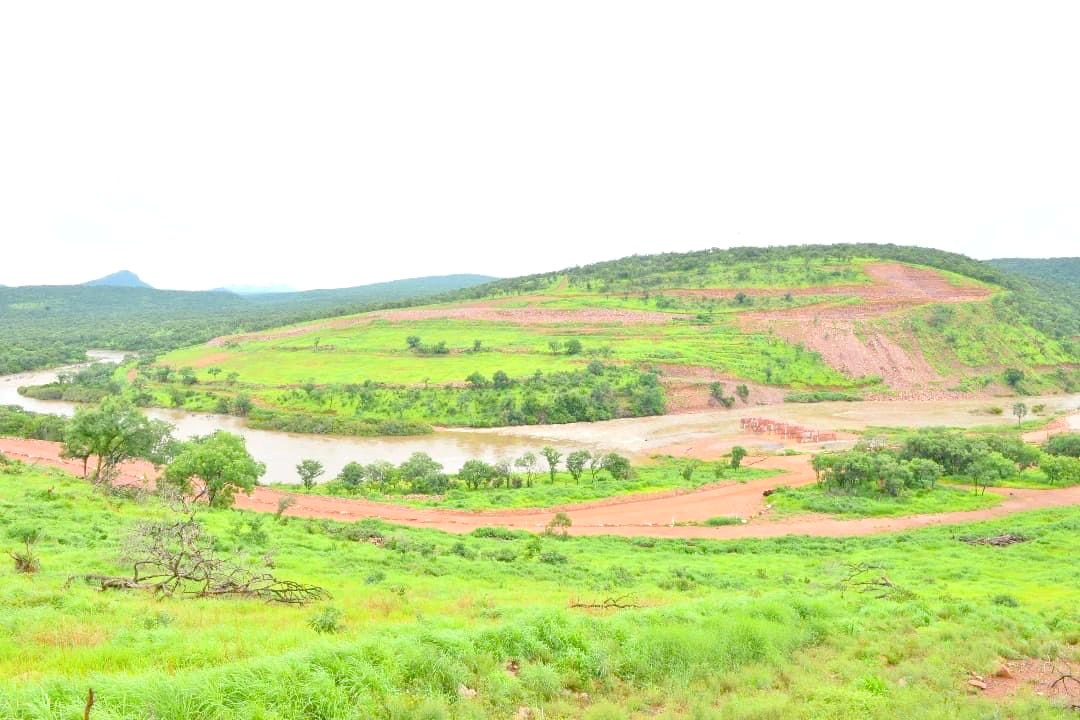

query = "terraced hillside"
[85,246,1069,435]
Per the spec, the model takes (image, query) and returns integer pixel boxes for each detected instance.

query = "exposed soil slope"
[738,263,993,393]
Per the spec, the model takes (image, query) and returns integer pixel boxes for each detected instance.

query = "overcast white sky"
[1,2,1077,290]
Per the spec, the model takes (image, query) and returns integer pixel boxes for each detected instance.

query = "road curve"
[3,437,1079,539]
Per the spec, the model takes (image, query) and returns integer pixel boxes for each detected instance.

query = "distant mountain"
[83,270,152,288]
[987,257,1080,287]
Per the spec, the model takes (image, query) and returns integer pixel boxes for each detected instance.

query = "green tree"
[566,450,590,483]
[1011,402,1028,427]
[601,452,632,481]
[336,461,366,490]
[514,452,538,487]
[458,459,495,490]
[540,446,562,483]
[365,460,397,493]
[62,397,173,483]
[968,451,1014,495]
[296,459,325,490]
[1003,368,1024,391]
[565,339,583,355]
[1039,454,1080,485]
[730,446,747,471]
[399,452,446,494]
[162,431,265,507]
[1044,432,1080,458]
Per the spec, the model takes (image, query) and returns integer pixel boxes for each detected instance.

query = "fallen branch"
[569,595,641,610]
[961,533,1029,547]
[836,562,914,601]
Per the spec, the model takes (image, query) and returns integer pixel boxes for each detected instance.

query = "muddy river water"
[2,352,1077,484]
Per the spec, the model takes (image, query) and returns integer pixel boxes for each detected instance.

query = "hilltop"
[82,270,152,288]
[132,245,1077,435]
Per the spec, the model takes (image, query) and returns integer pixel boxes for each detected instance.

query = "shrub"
[308,607,345,634]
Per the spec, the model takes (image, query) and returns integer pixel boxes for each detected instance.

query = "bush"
[308,607,345,634]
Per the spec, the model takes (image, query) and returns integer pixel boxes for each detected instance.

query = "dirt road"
[4,437,1079,539]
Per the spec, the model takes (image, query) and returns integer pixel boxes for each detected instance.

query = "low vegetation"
[2,457,1078,718]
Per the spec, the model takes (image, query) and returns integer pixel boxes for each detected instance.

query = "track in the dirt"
[4,437,1079,540]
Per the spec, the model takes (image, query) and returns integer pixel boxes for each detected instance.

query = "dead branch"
[961,533,1029,547]
[836,562,914,601]
[569,595,641,610]
[69,520,328,604]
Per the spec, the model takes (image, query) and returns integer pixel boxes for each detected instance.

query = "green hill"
[0,275,494,374]
[987,257,1080,287]
[93,245,1075,436]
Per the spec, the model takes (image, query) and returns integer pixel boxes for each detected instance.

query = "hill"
[132,245,1078,436]
[82,270,152,288]
[988,257,1080,287]
[0,274,494,374]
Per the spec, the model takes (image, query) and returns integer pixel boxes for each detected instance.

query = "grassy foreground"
[1,462,1078,719]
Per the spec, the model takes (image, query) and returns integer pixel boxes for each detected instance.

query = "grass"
[273,463,776,510]
[1,461,1079,718]
[768,484,1003,517]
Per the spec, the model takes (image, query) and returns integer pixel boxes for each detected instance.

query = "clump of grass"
[703,515,743,527]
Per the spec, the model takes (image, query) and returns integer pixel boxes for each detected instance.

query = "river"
[2,352,1078,484]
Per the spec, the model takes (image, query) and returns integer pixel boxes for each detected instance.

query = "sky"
[1,2,1078,291]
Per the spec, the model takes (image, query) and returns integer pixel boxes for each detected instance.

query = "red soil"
[4,437,1078,540]
[737,263,993,393]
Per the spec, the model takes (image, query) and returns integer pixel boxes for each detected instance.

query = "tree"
[566,450,590,483]
[398,452,446,494]
[730,446,747,471]
[1039,454,1080,486]
[336,462,366,490]
[514,452,538,487]
[587,453,604,482]
[296,459,324,490]
[565,339,583,355]
[232,393,253,417]
[1012,402,1028,427]
[679,459,700,483]
[179,367,198,386]
[1045,433,1080,458]
[492,370,511,389]
[466,372,489,389]
[601,453,632,481]
[1003,368,1024,391]
[458,459,495,490]
[62,397,174,484]
[545,512,572,537]
[162,431,265,508]
[540,446,562,483]
[365,461,397,493]
[735,384,750,403]
[406,335,422,350]
[968,451,1014,495]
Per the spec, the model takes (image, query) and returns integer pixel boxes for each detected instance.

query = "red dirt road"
[4,437,1079,539]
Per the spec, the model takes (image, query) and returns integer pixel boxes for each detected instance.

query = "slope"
[137,246,1076,434]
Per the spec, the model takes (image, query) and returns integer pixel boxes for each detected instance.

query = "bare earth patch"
[972,658,1080,710]
[737,263,993,394]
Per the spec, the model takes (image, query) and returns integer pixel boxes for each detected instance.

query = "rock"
[993,665,1013,679]
[457,684,477,699]
[968,679,988,690]
[515,707,533,720]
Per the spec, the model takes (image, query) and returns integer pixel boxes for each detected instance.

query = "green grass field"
[2,461,1078,718]
[768,484,1003,517]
